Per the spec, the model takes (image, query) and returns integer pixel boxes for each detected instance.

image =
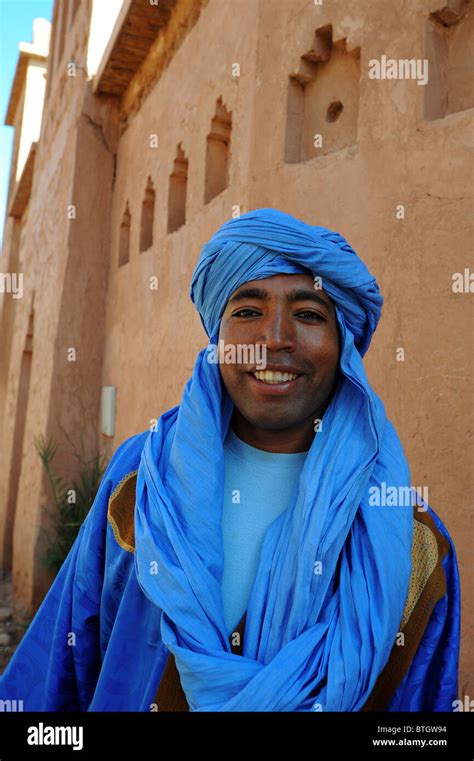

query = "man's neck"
[231,412,315,453]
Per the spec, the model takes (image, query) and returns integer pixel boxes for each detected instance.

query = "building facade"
[0,0,472,697]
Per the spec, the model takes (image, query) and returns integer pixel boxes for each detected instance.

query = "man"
[0,208,460,711]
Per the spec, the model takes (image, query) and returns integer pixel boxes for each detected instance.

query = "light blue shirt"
[221,426,308,634]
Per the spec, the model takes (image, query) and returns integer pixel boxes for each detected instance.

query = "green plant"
[34,434,108,575]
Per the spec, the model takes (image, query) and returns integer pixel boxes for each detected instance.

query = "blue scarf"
[134,208,413,711]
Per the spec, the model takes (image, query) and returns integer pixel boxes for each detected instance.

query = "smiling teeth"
[253,370,299,384]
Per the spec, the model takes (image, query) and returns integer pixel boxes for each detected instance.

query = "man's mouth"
[252,370,300,385]
[246,368,304,395]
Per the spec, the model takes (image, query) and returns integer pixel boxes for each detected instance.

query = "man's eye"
[296,311,325,321]
[232,308,260,317]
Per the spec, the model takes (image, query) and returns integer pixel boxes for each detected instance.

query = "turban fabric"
[134,208,414,711]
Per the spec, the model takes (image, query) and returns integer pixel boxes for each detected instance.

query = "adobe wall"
[101,0,473,694]
[0,3,119,611]
[0,0,471,696]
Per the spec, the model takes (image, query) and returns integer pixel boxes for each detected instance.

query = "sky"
[0,0,53,250]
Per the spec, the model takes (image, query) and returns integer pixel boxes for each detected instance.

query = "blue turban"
[190,207,383,356]
[134,207,414,711]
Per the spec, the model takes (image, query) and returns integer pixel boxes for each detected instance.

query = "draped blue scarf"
[134,207,413,711]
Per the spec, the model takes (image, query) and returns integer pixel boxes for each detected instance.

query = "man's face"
[217,273,340,436]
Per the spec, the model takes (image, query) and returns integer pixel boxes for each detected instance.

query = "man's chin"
[233,408,304,432]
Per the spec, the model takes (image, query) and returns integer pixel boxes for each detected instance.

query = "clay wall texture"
[0,0,472,697]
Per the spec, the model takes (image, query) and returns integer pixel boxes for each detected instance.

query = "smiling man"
[216,272,341,641]
[218,274,340,453]
[0,208,460,712]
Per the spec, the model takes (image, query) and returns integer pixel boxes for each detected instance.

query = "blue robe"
[0,428,460,712]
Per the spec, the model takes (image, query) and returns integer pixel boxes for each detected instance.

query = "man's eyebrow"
[228,286,332,309]
[286,288,332,309]
[228,287,270,304]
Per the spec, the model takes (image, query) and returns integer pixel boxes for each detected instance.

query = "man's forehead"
[227,273,333,306]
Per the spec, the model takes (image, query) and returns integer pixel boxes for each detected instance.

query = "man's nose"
[257,310,296,352]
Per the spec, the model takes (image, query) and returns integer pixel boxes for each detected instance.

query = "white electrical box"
[101,385,116,437]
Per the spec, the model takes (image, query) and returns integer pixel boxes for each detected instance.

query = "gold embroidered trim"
[361,508,450,711]
[107,470,138,554]
[400,520,439,629]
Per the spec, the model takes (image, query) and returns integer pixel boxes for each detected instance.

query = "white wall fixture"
[101,385,116,437]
